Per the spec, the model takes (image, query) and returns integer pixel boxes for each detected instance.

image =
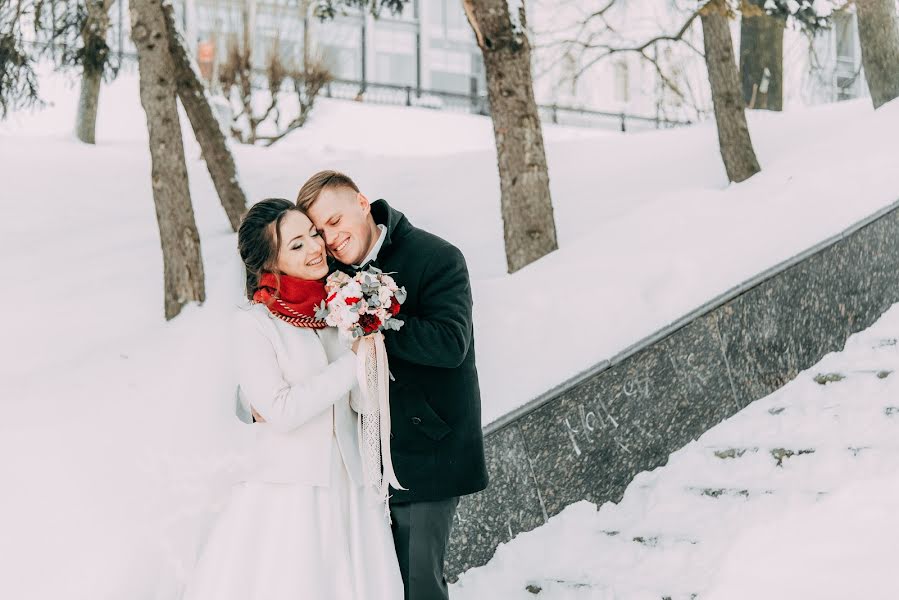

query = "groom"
[297,170,489,600]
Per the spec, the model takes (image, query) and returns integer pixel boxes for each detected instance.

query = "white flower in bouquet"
[316,266,407,341]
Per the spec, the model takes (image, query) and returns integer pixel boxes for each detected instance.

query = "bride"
[181,198,404,600]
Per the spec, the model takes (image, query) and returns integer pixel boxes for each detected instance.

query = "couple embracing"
[182,170,488,600]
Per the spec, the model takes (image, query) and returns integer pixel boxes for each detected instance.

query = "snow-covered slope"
[3,72,899,425]
[452,305,899,599]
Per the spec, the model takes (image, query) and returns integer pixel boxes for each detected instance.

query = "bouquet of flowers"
[315,267,407,340]
[315,266,408,514]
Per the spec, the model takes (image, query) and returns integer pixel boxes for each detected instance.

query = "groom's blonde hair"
[296,170,360,212]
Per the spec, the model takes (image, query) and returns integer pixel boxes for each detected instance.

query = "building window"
[834,12,856,64]
[374,28,416,85]
[427,0,472,42]
[320,20,362,81]
[429,48,473,93]
[833,12,860,100]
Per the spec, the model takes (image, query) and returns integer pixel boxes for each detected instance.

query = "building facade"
[105,0,872,122]
[173,0,487,97]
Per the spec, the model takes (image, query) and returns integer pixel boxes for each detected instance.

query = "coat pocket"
[406,395,452,441]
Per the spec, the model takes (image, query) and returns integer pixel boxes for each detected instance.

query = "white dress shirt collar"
[354,224,387,269]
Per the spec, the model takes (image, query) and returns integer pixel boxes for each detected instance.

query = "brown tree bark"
[162,2,247,232]
[700,0,761,183]
[129,0,205,320]
[739,0,784,111]
[462,0,558,274]
[75,0,112,144]
[855,0,899,109]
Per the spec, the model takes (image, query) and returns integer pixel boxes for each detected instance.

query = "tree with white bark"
[75,0,117,144]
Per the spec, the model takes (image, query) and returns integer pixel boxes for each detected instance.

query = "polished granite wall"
[446,204,899,580]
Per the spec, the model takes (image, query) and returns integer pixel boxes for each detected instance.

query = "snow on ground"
[452,305,899,599]
[3,71,899,426]
[0,76,899,423]
[1,69,898,598]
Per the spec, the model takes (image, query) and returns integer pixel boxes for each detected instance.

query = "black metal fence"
[322,78,693,132]
[28,42,692,133]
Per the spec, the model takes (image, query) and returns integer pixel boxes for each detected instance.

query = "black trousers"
[390,496,460,600]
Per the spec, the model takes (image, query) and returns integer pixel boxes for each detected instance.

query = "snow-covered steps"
[451,304,899,598]
[446,201,899,580]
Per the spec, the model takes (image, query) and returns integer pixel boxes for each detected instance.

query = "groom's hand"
[251,407,266,422]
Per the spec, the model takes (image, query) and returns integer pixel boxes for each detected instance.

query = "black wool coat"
[335,199,489,504]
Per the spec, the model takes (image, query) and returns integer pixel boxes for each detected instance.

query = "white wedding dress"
[180,304,404,600]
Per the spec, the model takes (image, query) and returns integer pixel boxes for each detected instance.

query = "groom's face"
[306,186,375,266]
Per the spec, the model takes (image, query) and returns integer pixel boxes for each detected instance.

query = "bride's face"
[273,211,329,280]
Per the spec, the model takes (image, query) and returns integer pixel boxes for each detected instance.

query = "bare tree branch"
[572,8,702,76]
[532,0,710,119]
[559,9,703,115]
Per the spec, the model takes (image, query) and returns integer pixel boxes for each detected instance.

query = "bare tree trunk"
[739,0,784,111]
[700,0,761,183]
[162,2,247,232]
[76,69,103,143]
[856,0,899,109]
[462,0,558,273]
[75,0,112,144]
[129,0,205,320]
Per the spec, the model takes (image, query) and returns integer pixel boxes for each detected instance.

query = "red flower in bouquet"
[316,266,407,340]
[359,313,382,334]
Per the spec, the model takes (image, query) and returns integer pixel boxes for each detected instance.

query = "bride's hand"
[251,407,266,423]
[351,336,363,354]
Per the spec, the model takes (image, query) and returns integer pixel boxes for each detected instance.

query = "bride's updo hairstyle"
[238,198,301,300]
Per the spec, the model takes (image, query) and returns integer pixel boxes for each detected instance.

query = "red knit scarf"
[252,272,328,329]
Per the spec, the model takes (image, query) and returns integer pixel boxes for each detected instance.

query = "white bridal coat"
[234,302,363,485]
[181,302,403,600]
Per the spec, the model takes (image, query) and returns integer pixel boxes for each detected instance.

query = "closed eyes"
[293,231,321,250]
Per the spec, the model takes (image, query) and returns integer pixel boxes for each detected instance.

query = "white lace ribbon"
[354,332,405,520]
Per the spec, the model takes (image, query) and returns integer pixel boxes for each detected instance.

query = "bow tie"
[353,259,378,273]
[335,259,377,276]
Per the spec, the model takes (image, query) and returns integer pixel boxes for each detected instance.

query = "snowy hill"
[1,70,899,599]
[4,71,899,425]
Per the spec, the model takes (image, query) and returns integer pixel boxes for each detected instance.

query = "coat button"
[411,416,422,425]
